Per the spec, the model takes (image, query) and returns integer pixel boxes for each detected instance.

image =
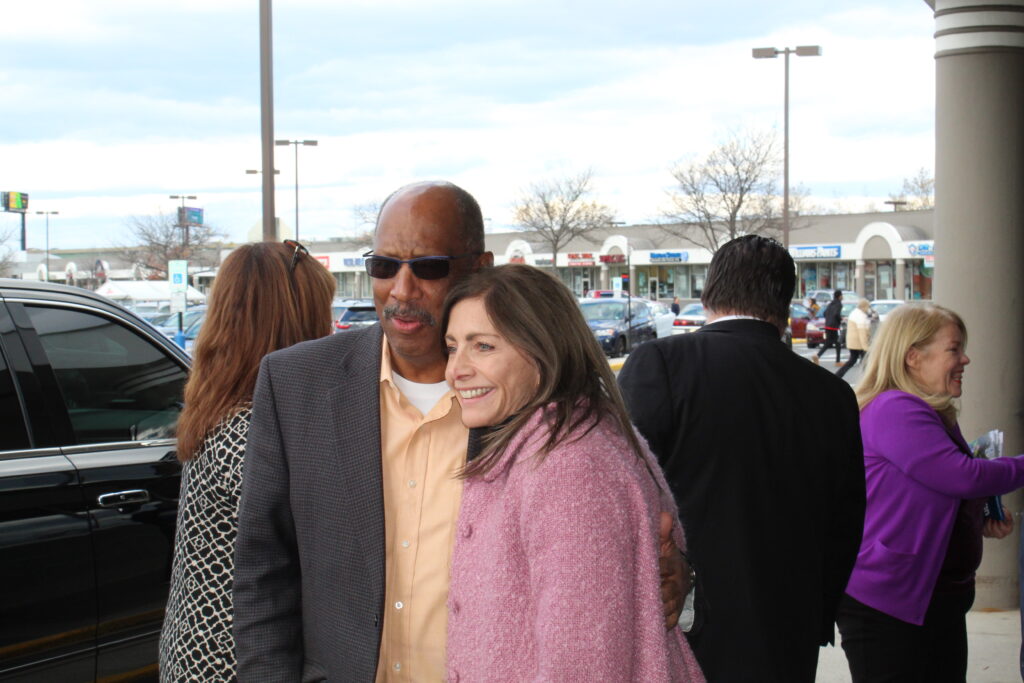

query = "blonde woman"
[836,298,872,379]
[836,304,1023,682]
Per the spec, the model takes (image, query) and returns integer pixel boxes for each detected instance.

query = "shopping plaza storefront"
[280,211,935,303]
[479,212,936,302]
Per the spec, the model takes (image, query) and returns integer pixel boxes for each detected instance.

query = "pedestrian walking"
[671,296,681,316]
[836,299,872,379]
[814,290,844,366]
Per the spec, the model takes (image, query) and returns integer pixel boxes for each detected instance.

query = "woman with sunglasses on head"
[441,264,704,682]
[836,304,1024,682]
[159,241,336,682]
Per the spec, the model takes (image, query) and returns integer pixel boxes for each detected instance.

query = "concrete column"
[894,259,906,301]
[628,264,637,297]
[854,260,865,298]
[600,263,609,290]
[931,0,1024,609]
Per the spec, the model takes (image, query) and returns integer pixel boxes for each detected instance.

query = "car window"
[791,303,810,319]
[0,342,31,452]
[580,302,625,320]
[24,305,187,444]
[341,308,378,322]
[680,303,704,316]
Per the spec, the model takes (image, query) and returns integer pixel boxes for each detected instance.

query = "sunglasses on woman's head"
[362,251,481,281]
[284,239,309,275]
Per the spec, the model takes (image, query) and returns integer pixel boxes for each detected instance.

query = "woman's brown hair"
[175,241,337,461]
[440,263,648,478]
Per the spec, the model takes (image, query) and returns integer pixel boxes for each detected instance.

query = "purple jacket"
[447,407,704,682]
[845,390,1024,624]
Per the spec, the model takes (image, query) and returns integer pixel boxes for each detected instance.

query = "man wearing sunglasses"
[233,181,689,682]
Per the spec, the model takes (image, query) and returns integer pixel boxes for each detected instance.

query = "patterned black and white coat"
[159,407,251,682]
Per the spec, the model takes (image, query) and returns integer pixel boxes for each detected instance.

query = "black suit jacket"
[618,319,865,683]
[233,326,480,682]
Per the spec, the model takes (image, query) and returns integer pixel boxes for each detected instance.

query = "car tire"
[616,336,628,358]
[807,341,818,349]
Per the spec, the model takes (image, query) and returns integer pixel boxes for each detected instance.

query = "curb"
[609,358,625,372]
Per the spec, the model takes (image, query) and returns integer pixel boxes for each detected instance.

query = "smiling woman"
[438,264,705,682]
[836,304,1024,681]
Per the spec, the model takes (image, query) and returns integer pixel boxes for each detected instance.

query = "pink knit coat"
[446,407,705,682]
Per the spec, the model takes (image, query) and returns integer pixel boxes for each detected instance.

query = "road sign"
[177,206,204,226]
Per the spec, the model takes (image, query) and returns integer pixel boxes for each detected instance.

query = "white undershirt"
[391,372,450,416]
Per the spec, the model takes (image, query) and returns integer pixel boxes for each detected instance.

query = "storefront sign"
[907,242,934,256]
[315,255,330,269]
[535,258,554,267]
[567,252,595,266]
[600,254,626,264]
[791,245,841,259]
[650,251,687,263]
[509,251,526,264]
[341,257,364,267]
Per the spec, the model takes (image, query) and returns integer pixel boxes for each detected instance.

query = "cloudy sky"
[1,0,936,252]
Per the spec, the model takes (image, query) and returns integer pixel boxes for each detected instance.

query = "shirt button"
[395,601,404,610]
[451,601,460,615]
[393,662,401,672]
[408,479,417,488]
[401,540,410,548]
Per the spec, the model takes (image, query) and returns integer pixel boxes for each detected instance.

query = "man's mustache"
[382,304,436,326]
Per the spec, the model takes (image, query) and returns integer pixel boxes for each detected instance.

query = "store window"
[799,264,817,296]
[690,265,706,299]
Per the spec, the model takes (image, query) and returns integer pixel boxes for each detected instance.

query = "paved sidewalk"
[816,609,1021,682]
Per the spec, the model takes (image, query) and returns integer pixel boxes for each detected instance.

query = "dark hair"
[175,242,337,461]
[440,264,647,478]
[377,180,485,253]
[701,234,795,331]
[834,289,843,299]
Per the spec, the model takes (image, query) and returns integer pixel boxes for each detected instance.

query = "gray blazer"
[234,326,389,682]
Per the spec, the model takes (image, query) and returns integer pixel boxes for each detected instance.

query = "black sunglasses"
[362,251,480,280]
[284,239,309,275]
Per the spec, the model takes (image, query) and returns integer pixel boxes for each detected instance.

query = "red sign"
[315,255,330,269]
[600,254,626,264]
[567,252,595,266]
[509,256,526,264]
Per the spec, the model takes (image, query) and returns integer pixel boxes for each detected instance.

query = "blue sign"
[907,242,934,256]
[178,206,204,226]
[650,251,688,263]
[791,245,841,259]
[342,257,365,267]
[172,273,184,285]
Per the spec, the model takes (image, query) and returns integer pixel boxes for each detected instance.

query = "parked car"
[584,289,626,298]
[332,297,367,322]
[578,298,656,357]
[334,302,379,332]
[806,289,860,308]
[870,299,905,322]
[0,279,190,681]
[672,302,706,334]
[789,302,825,347]
[649,300,677,338]
[156,305,207,340]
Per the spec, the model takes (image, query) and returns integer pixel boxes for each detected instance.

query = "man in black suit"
[233,181,689,681]
[619,235,866,682]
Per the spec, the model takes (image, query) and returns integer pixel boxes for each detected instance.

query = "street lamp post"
[275,139,318,241]
[36,211,58,282]
[752,45,822,248]
[169,194,197,249]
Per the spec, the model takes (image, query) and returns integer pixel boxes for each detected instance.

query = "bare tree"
[662,130,782,251]
[0,227,16,277]
[889,168,934,210]
[351,201,382,229]
[512,170,616,271]
[120,212,225,280]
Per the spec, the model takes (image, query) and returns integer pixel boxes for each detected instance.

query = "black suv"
[0,279,190,682]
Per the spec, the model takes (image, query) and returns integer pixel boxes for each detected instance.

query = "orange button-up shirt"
[375,339,467,682]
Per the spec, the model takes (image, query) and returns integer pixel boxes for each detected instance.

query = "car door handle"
[97,489,151,508]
